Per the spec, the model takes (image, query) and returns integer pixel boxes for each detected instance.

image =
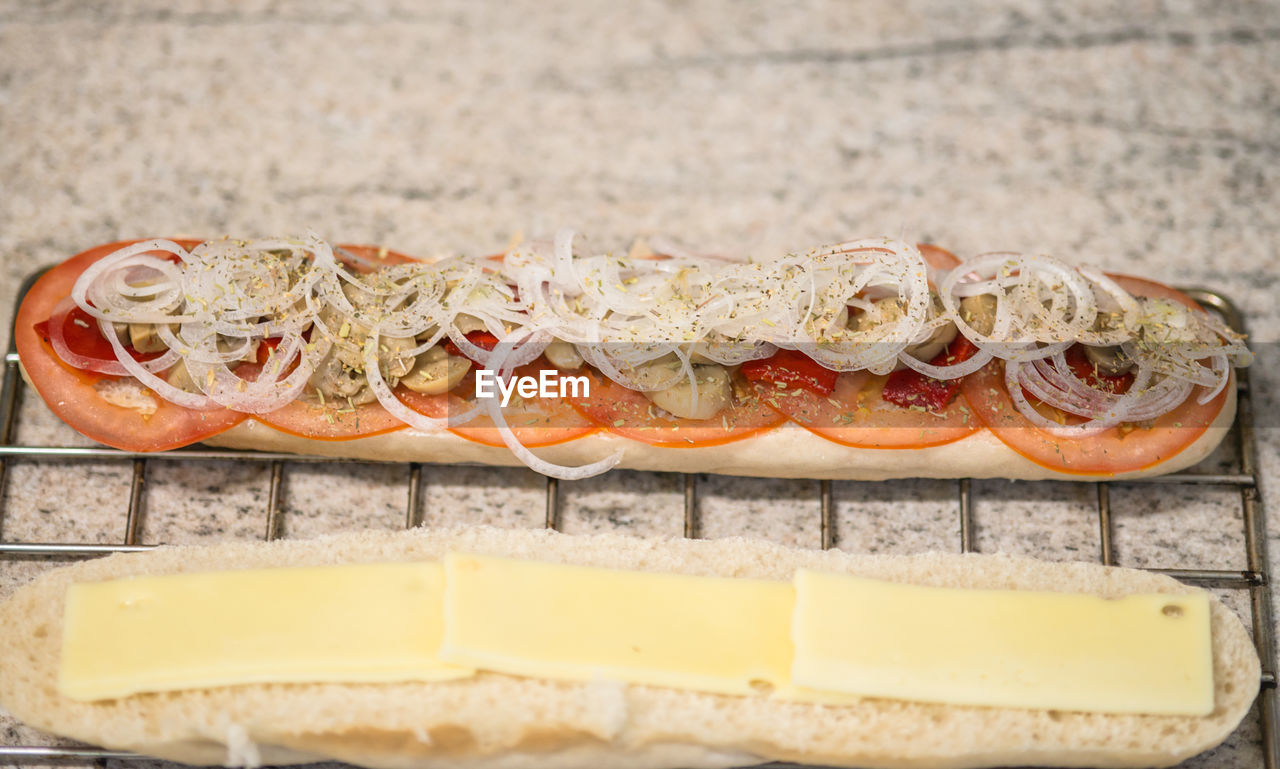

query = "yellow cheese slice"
[440,552,794,696]
[790,569,1214,715]
[59,562,472,701]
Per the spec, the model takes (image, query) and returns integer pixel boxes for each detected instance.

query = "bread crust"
[202,385,1235,481]
[0,527,1259,769]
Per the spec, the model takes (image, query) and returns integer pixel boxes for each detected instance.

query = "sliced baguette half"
[0,526,1261,769]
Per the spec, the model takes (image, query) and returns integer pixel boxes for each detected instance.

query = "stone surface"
[0,1,1277,767]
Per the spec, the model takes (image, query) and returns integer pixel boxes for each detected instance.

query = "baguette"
[0,526,1260,769]
[14,237,1252,482]
[200,384,1235,481]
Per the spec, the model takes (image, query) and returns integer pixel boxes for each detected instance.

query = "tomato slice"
[402,361,598,448]
[960,275,1228,474]
[15,239,248,451]
[918,243,962,270]
[252,396,409,441]
[336,243,420,271]
[572,367,784,447]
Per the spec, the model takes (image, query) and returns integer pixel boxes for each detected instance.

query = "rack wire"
[0,270,1274,769]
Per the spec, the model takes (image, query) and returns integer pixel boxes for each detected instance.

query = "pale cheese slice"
[59,562,472,701]
[790,568,1214,715]
[440,552,794,696]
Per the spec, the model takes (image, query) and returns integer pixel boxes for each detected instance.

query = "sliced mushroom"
[906,320,958,363]
[684,344,727,365]
[401,345,471,395]
[127,323,170,353]
[165,360,199,393]
[220,334,261,363]
[850,298,903,333]
[544,340,584,371]
[308,349,374,405]
[646,364,732,420]
[905,295,958,362]
[1083,345,1134,376]
[626,354,687,391]
[850,295,957,365]
[163,333,261,395]
[807,305,850,340]
[379,336,418,379]
[452,313,489,335]
[309,275,419,404]
[308,336,418,406]
[959,294,998,336]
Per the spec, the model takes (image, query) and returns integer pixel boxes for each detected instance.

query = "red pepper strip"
[443,331,499,365]
[35,306,166,369]
[882,336,979,412]
[254,336,283,366]
[739,349,839,397]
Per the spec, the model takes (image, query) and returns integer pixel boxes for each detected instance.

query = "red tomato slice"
[572,367,784,447]
[918,243,962,270]
[15,239,248,451]
[393,387,451,419]
[253,396,408,441]
[335,243,421,271]
[960,275,1228,474]
[759,365,979,449]
[409,362,599,448]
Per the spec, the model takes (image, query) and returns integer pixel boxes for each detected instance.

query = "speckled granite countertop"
[0,1,1277,767]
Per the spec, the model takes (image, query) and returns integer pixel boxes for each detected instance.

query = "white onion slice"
[46,297,179,375]
[896,345,993,380]
[363,337,451,433]
[96,319,217,410]
[1197,354,1231,405]
[480,332,621,480]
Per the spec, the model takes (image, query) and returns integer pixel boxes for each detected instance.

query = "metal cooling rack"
[0,270,1274,769]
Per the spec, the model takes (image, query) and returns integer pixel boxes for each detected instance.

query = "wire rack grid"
[0,270,1274,769]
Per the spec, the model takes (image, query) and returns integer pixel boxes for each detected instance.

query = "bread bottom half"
[0,526,1260,769]
[204,386,1236,481]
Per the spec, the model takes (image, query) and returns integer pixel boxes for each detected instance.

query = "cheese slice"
[440,552,794,696]
[790,569,1214,715]
[59,562,472,701]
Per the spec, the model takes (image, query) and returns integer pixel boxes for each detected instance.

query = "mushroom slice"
[544,340,584,371]
[401,345,472,395]
[646,364,732,420]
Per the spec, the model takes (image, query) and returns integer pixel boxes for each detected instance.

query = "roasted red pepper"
[740,349,839,396]
[443,331,500,364]
[882,336,978,412]
[255,336,283,365]
[35,306,165,365]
